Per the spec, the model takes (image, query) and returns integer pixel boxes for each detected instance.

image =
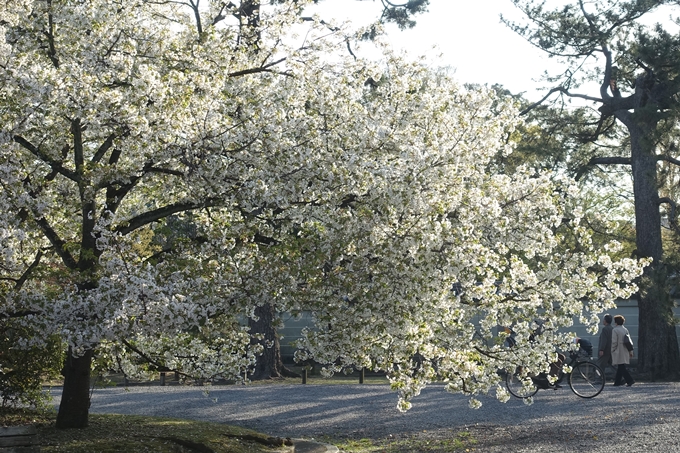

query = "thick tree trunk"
[55,348,94,429]
[637,267,679,378]
[248,304,299,380]
[629,126,680,379]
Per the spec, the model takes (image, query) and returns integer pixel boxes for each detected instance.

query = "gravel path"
[51,382,680,452]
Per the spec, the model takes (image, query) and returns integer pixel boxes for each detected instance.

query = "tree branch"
[0,309,42,320]
[600,44,616,100]
[657,154,680,167]
[520,86,603,116]
[72,119,84,173]
[228,58,288,78]
[188,0,202,37]
[34,216,78,269]
[46,0,60,68]
[17,173,78,269]
[574,156,632,180]
[91,131,125,164]
[120,338,186,375]
[588,156,632,166]
[14,250,43,290]
[101,162,185,218]
[145,166,185,177]
[115,198,221,235]
[13,135,79,182]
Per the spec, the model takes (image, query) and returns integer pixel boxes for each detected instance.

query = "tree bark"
[248,303,299,380]
[628,124,680,379]
[55,348,94,429]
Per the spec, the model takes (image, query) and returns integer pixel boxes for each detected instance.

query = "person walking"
[611,314,635,387]
[597,314,614,378]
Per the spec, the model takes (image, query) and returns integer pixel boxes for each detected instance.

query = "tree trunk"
[629,125,680,379]
[55,348,94,429]
[637,266,679,378]
[248,303,299,380]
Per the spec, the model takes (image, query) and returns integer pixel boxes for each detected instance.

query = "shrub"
[0,321,63,409]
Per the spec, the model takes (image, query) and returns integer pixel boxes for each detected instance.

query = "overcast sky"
[306,0,557,97]
[306,0,680,101]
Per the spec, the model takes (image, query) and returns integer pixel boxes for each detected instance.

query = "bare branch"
[189,0,202,36]
[92,129,129,165]
[520,86,603,116]
[300,16,357,59]
[91,133,117,164]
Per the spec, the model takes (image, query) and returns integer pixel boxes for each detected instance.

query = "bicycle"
[505,350,605,399]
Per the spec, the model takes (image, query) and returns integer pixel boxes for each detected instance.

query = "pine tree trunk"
[637,269,679,378]
[629,126,680,379]
[248,304,299,380]
[55,348,94,429]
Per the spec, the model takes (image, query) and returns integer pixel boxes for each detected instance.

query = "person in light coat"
[611,314,635,387]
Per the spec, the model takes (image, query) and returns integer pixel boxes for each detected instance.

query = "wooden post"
[302,368,308,384]
[359,368,365,384]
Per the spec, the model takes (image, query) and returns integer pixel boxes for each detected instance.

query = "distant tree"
[506,0,680,378]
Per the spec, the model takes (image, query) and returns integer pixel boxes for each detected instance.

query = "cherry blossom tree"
[1,0,646,428]
[291,74,649,409]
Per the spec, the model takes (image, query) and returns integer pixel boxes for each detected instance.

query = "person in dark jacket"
[596,314,614,377]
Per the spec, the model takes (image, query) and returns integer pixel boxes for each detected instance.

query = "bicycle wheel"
[568,361,604,398]
[505,368,538,398]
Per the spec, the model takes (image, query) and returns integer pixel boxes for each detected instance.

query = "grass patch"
[330,431,477,452]
[1,408,291,453]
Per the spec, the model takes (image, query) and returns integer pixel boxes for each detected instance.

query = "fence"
[278,300,680,363]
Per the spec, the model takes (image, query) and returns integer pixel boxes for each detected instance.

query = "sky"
[305,0,680,101]
[305,0,559,98]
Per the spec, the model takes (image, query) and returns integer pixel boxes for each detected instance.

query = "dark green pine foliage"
[506,0,680,379]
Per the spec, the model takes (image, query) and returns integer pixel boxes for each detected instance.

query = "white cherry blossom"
[0,0,647,418]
